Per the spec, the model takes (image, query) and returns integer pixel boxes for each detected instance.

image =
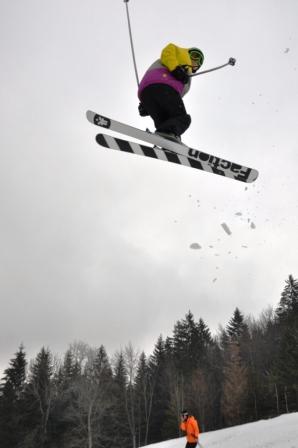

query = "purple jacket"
[138,60,190,99]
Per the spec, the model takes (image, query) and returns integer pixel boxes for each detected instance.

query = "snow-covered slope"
[145,413,298,448]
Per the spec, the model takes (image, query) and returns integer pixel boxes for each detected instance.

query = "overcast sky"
[1,0,298,374]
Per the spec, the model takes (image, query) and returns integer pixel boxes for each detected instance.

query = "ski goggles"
[189,48,204,66]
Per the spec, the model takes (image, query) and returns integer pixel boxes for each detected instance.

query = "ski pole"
[123,0,140,86]
[190,57,236,77]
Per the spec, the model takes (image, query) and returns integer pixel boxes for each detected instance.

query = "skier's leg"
[154,86,191,136]
[157,113,191,137]
[140,84,170,130]
[140,84,191,136]
[185,443,198,448]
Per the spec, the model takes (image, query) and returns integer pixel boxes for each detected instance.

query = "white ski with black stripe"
[96,133,212,173]
[87,110,258,183]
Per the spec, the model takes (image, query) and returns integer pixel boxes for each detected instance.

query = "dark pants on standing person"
[140,84,191,136]
[185,442,198,448]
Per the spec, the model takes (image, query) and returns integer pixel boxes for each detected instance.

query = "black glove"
[138,102,149,117]
[171,66,189,84]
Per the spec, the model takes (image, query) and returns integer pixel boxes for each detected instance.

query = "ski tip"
[95,134,108,147]
[86,110,95,123]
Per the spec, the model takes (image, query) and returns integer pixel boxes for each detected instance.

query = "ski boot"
[154,131,182,144]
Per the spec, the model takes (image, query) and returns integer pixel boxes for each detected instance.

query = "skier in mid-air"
[138,43,204,143]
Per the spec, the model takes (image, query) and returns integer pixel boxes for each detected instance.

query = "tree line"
[1,274,298,448]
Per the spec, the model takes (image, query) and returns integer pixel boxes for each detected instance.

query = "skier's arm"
[191,420,199,439]
[161,43,189,84]
[161,43,179,71]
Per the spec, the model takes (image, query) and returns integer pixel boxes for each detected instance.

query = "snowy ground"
[145,413,298,448]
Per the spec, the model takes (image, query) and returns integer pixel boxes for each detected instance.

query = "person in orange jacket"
[180,409,200,448]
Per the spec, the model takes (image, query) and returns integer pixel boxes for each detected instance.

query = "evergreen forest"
[1,274,298,448]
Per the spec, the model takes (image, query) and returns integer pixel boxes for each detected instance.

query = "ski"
[95,133,255,182]
[86,110,258,183]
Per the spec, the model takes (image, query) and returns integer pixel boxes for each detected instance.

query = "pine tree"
[172,317,189,372]
[173,311,206,373]
[61,348,81,389]
[123,343,139,448]
[276,274,298,323]
[91,345,114,447]
[197,318,213,365]
[188,321,216,431]
[259,308,280,416]
[275,275,298,411]
[221,342,248,426]
[204,338,224,429]
[147,335,174,443]
[226,308,248,341]
[49,347,84,447]
[0,345,27,448]
[94,345,113,384]
[185,311,200,368]
[135,352,151,446]
[22,347,54,447]
[164,336,174,360]
[113,351,131,448]
[190,368,209,430]
[218,326,230,350]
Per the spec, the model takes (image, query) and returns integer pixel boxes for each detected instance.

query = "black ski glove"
[138,102,149,117]
[171,66,189,84]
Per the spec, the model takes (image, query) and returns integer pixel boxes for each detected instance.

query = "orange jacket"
[180,415,200,443]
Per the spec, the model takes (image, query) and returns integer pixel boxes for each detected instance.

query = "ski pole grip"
[229,57,236,66]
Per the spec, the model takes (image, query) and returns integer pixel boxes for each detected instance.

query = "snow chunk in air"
[221,222,232,235]
[190,243,202,250]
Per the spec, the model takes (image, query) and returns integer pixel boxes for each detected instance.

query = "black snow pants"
[140,84,191,136]
[185,442,198,448]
